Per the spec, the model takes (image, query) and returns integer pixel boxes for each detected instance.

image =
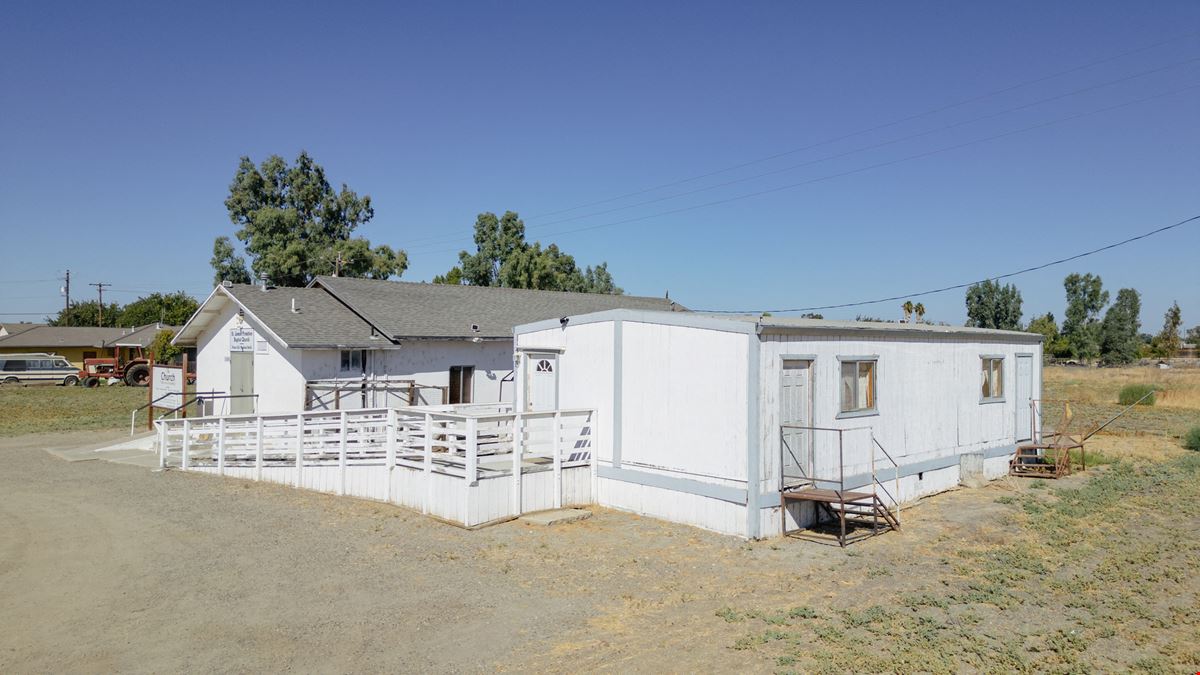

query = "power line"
[697,214,1200,315]
[403,54,1200,254]
[398,28,1200,251]
[408,81,1200,257]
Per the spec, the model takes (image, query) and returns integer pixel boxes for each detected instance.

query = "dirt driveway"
[2,432,1197,673]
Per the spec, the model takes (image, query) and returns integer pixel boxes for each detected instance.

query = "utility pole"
[61,269,71,324]
[89,282,111,326]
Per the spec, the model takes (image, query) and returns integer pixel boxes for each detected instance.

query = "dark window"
[82,351,97,361]
[448,366,474,404]
[339,350,362,373]
[3,360,27,372]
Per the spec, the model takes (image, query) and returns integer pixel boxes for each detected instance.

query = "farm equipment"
[78,348,153,388]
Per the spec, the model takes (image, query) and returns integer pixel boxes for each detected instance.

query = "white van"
[0,353,80,386]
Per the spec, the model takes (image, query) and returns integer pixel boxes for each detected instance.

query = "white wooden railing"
[156,404,596,516]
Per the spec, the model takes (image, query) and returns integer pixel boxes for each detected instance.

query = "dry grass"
[1042,366,1200,439]
[0,384,148,436]
[1044,365,1200,410]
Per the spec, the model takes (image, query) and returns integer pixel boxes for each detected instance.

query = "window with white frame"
[981,356,1004,401]
[839,359,877,414]
[339,349,362,374]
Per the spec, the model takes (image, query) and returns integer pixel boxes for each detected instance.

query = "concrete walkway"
[43,432,159,468]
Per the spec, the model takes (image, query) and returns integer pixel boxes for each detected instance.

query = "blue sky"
[1,1,1197,330]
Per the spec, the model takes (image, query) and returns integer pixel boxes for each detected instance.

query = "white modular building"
[513,309,1043,539]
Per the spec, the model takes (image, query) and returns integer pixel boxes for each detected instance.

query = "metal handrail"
[155,393,257,420]
[130,393,176,436]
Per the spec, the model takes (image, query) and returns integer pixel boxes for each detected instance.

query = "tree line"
[208,152,622,294]
[963,276,1195,364]
[48,291,200,328]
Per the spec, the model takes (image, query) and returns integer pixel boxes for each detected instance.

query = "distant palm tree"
[914,303,926,323]
[902,300,914,323]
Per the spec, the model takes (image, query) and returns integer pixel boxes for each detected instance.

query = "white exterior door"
[230,351,254,414]
[1015,355,1033,442]
[779,360,812,489]
[525,353,558,412]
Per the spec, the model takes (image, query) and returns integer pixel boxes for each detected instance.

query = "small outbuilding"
[513,309,1043,539]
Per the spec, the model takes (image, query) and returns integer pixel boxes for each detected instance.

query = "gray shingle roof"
[104,324,179,348]
[0,325,130,348]
[311,276,684,339]
[223,285,383,348]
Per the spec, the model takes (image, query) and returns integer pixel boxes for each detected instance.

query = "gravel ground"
[2,431,1196,673]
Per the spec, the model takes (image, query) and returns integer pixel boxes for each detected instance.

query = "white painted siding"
[520,313,1042,540]
[194,299,516,413]
[195,301,307,414]
[621,322,749,480]
[306,341,515,407]
[756,331,1043,500]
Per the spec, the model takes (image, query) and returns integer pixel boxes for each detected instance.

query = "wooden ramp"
[781,487,898,547]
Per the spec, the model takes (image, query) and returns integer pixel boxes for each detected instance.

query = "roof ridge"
[313,275,674,304]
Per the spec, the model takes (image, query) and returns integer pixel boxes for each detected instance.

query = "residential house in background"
[0,324,177,369]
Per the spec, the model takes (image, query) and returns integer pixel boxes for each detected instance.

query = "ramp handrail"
[130,392,177,436]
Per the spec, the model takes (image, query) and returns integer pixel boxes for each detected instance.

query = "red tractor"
[78,348,153,388]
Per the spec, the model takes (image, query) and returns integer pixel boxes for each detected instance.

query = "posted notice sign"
[230,327,255,352]
[152,365,184,410]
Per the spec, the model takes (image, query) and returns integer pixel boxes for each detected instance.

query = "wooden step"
[781,488,875,504]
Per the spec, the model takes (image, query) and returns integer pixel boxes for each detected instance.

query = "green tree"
[432,266,464,285]
[965,280,1023,330]
[913,302,926,323]
[1150,301,1183,357]
[47,300,123,327]
[215,151,407,287]
[211,236,253,285]
[117,292,199,327]
[1062,273,1108,361]
[147,329,182,363]
[446,210,622,294]
[1186,325,1200,345]
[1026,312,1069,357]
[902,300,914,323]
[1099,288,1141,365]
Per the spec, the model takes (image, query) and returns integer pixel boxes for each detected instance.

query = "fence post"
[512,413,523,515]
[255,416,264,481]
[466,416,478,487]
[385,409,397,502]
[157,421,167,468]
[338,411,348,496]
[217,417,227,476]
[180,419,190,470]
[295,413,304,488]
[464,416,478,525]
[423,413,433,515]
[553,410,563,509]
